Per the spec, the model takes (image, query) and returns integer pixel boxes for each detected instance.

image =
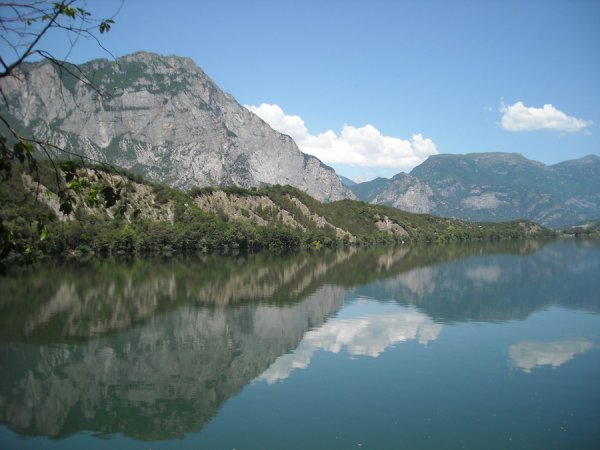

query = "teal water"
[0,239,599,449]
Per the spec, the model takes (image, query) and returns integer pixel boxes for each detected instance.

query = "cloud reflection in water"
[509,339,596,373]
[257,300,442,383]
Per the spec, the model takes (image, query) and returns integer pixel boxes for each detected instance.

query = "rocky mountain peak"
[1,52,353,202]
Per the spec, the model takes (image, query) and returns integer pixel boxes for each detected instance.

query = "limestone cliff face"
[371,172,436,214]
[0,52,353,201]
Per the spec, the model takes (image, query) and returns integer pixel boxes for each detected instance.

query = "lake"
[0,239,599,449]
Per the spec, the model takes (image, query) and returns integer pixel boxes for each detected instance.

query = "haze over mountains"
[351,153,600,228]
[1,51,598,228]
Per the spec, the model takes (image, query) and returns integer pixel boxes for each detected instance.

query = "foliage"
[0,1,120,267]
[0,162,556,268]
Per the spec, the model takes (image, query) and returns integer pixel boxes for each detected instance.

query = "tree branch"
[0,1,68,79]
[0,113,119,172]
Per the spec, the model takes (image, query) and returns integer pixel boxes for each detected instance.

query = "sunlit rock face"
[0,52,353,202]
[371,172,436,214]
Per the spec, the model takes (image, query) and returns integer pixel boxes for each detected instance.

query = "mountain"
[338,175,356,187]
[349,176,389,200]
[0,52,352,202]
[551,155,600,197]
[370,173,435,214]
[351,153,600,228]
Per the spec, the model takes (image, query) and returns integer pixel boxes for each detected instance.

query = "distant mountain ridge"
[0,51,352,202]
[351,153,600,228]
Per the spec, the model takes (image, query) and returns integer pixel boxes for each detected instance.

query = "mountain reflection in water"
[0,238,599,443]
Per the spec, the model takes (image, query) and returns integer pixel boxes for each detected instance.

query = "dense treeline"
[0,161,555,266]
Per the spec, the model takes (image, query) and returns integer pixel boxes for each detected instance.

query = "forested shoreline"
[0,161,556,268]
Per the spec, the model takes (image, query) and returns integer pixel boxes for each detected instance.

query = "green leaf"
[38,223,48,241]
[13,141,32,163]
[60,160,76,172]
[58,191,74,216]
[60,160,77,182]
[99,19,112,34]
[84,187,100,207]
[67,179,82,193]
[100,186,121,208]
[58,5,76,18]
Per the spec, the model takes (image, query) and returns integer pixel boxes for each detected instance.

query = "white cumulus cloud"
[500,101,592,133]
[245,103,438,170]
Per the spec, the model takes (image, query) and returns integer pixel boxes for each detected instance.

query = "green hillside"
[0,161,555,267]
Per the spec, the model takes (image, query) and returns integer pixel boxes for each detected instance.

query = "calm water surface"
[0,239,599,449]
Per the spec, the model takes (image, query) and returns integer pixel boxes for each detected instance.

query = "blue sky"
[13,0,600,180]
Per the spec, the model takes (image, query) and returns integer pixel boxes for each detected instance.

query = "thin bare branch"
[35,50,108,97]
[0,113,119,173]
[0,1,63,78]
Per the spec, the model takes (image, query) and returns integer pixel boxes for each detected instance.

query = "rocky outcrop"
[22,170,176,224]
[374,214,409,237]
[193,190,299,228]
[0,52,353,202]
